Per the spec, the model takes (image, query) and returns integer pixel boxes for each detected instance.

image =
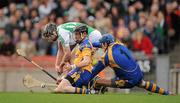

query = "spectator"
[79,10,88,23]
[149,4,159,23]
[68,0,84,21]
[30,8,39,23]
[112,0,126,16]
[16,31,36,57]
[132,30,153,55]
[30,0,39,10]
[56,17,64,25]
[115,18,129,39]
[155,11,168,53]
[22,5,30,20]
[49,11,56,22]
[14,9,24,28]
[0,28,5,46]
[86,16,95,27]
[55,0,69,17]
[164,2,180,49]
[144,19,162,53]
[37,38,50,55]
[94,7,112,33]
[138,12,147,28]
[87,0,99,16]
[22,19,32,34]
[0,8,9,28]
[125,6,138,26]
[129,20,138,36]
[38,0,56,18]
[12,28,20,45]
[109,6,120,27]
[0,35,15,56]
[7,3,16,16]
[5,15,20,37]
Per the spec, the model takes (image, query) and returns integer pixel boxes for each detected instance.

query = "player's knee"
[54,84,70,93]
[54,79,71,93]
[54,84,64,93]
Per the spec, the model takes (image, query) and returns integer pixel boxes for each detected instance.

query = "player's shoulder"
[79,38,92,51]
[111,41,126,50]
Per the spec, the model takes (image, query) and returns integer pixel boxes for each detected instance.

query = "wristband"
[71,64,76,69]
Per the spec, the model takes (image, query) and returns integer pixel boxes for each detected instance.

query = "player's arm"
[60,45,71,65]
[74,48,91,68]
[65,48,91,69]
[76,55,91,68]
[59,34,71,70]
[55,41,64,73]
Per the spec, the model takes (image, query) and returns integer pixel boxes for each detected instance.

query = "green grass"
[0,92,179,103]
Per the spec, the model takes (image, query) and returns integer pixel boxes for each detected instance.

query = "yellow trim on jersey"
[107,44,120,68]
[115,39,124,45]
[101,52,106,65]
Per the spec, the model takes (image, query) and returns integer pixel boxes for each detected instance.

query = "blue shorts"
[65,68,92,88]
[112,66,143,88]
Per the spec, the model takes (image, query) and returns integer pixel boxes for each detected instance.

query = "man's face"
[102,43,108,51]
[74,32,85,43]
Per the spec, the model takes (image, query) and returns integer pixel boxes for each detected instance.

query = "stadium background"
[0,0,180,95]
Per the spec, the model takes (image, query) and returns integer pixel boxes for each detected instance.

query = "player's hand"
[63,62,72,70]
[59,62,65,70]
[56,78,62,85]
[55,66,63,76]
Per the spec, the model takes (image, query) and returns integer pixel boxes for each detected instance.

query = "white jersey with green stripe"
[57,22,95,47]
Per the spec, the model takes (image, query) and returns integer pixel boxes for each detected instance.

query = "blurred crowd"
[0,0,179,57]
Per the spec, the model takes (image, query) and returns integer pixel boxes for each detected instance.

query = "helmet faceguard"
[42,23,58,42]
[99,34,115,51]
[99,34,115,45]
[74,25,88,43]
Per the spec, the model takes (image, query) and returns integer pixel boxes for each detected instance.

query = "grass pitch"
[0,92,179,103]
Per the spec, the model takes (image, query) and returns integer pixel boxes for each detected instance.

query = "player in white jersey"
[42,22,102,75]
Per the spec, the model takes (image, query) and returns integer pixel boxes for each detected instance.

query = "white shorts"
[88,30,102,43]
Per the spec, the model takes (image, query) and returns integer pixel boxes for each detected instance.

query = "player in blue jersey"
[91,34,173,95]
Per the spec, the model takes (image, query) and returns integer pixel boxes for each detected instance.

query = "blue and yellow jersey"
[74,38,93,72]
[101,42,143,83]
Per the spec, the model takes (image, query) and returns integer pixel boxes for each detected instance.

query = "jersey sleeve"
[58,31,70,47]
[80,41,92,56]
[82,48,92,56]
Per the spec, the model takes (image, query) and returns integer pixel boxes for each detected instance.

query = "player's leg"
[54,78,91,94]
[58,67,98,94]
[138,79,171,95]
[94,77,129,88]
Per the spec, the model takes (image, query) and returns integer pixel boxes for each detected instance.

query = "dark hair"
[42,22,57,38]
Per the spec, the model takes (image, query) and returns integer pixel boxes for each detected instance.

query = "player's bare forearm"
[55,42,65,73]
[55,49,64,67]
[62,51,71,63]
[76,56,91,68]
[61,46,71,64]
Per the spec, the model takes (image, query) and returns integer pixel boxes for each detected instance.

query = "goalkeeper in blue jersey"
[91,34,173,95]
